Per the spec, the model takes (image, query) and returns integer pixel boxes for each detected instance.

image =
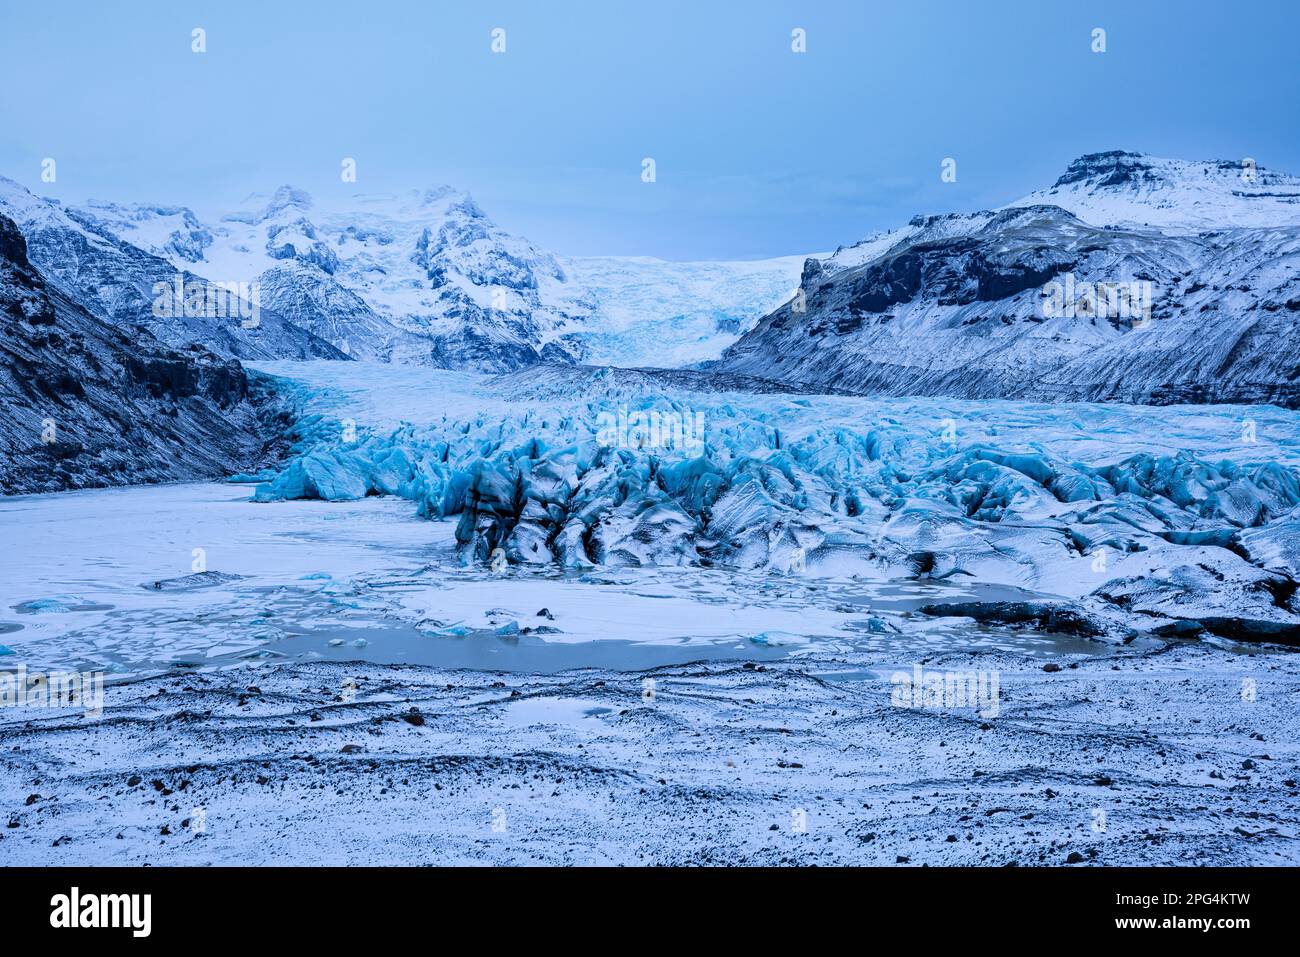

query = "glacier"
[560,254,808,367]
[246,361,1300,645]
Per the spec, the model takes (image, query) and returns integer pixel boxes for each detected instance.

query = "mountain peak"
[225,185,315,225]
[1052,150,1155,188]
[264,185,314,217]
[414,185,459,207]
[1008,150,1300,232]
[0,174,57,224]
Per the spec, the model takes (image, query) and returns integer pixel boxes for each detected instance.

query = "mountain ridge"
[0,176,348,363]
[65,181,594,371]
[715,151,1300,407]
[39,181,807,371]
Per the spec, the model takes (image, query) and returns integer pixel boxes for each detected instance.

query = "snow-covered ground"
[2,644,1295,865]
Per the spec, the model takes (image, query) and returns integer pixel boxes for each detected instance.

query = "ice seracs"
[246,360,1300,646]
[561,254,808,367]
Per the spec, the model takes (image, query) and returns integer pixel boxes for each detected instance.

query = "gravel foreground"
[1,642,1297,866]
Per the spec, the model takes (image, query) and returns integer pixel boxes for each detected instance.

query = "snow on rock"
[0,176,346,362]
[1007,150,1300,233]
[0,212,290,494]
[68,184,595,372]
[718,152,1300,406]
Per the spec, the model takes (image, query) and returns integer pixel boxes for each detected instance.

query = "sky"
[1,0,1298,260]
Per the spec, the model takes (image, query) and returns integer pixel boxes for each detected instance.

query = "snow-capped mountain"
[69,183,814,371]
[74,185,595,371]
[717,152,1300,406]
[0,177,346,363]
[0,212,286,494]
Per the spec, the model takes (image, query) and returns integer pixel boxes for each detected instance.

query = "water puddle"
[225,622,795,674]
[503,697,615,727]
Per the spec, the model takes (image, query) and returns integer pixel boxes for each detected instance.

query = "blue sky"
[2,0,1297,259]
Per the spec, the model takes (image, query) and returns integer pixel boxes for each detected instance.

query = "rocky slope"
[717,152,1300,406]
[0,213,287,494]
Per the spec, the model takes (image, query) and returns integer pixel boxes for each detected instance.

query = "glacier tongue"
[247,362,1300,644]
